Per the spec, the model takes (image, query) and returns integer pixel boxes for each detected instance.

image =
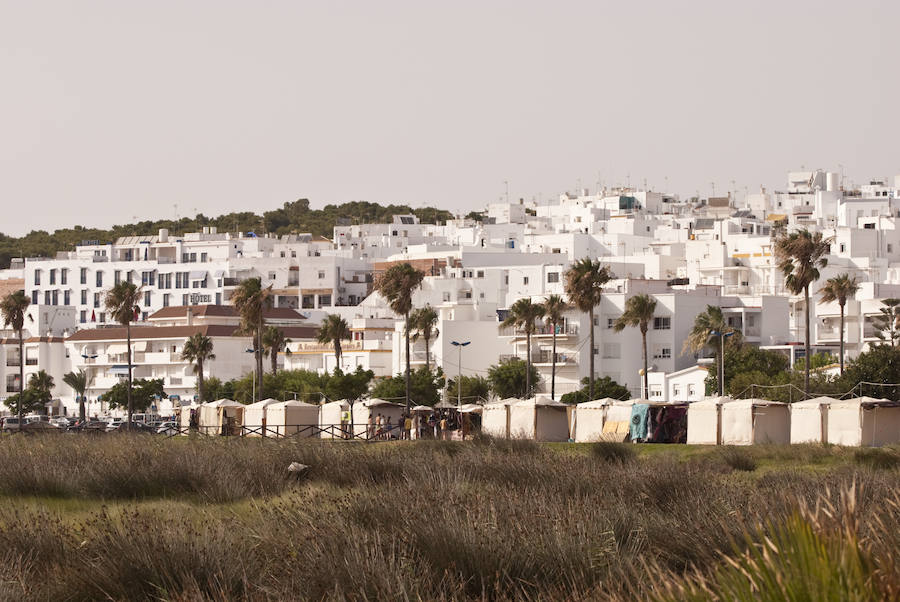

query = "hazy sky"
[2,1,898,235]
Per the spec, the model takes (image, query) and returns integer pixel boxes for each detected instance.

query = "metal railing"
[165,423,410,441]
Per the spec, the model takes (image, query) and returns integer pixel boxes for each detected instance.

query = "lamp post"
[451,341,470,407]
[709,330,736,396]
[81,353,98,418]
[245,348,256,402]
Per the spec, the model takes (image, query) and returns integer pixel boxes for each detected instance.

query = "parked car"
[49,417,70,430]
[110,421,156,434]
[156,421,179,436]
[104,418,124,432]
[1,417,23,432]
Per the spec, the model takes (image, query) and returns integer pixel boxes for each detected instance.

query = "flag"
[133,307,140,321]
[91,310,96,322]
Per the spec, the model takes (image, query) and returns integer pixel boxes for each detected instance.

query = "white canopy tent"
[720,398,790,445]
[600,400,636,442]
[177,401,200,432]
[790,396,841,444]
[242,398,280,436]
[198,399,245,435]
[481,398,519,438]
[265,400,320,438]
[508,398,569,441]
[826,397,900,447]
[318,399,350,439]
[686,396,733,445]
[572,398,619,442]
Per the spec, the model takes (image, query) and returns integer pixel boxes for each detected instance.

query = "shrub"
[719,447,757,472]
[854,447,900,470]
[591,441,636,464]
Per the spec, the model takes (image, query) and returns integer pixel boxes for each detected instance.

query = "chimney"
[186,306,193,327]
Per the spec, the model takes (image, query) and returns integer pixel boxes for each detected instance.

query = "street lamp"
[709,330,736,396]
[245,348,256,401]
[81,354,98,417]
[451,341,470,407]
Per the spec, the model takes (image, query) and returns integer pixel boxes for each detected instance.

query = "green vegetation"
[0,199,455,269]
[446,374,490,403]
[560,375,630,404]
[370,366,444,406]
[487,358,540,399]
[0,436,896,600]
[102,378,166,412]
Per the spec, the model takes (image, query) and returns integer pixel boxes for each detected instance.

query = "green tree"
[500,298,545,399]
[613,294,658,399]
[446,374,490,403]
[818,273,860,374]
[262,326,290,375]
[838,344,900,400]
[376,263,425,411]
[409,305,439,371]
[683,305,738,396]
[317,314,350,370]
[706,344,790,397]
[559,376,630,404]
[371,367,444,407]
[873,298,900,348]
[63,369,90,421]
[28,370,54,403]
[487,358,540,400]
[794,352,839,373]
[541,294,569,400]
[324,367,374,404]
[1,290,30,424]
[105,281,141,427]
[103,379,166,413]
[775,229,832,395]
[231,278,272,401]
[564,258,612,401]
[3,389,46,415]
[202,376,231,402]
[181,333,215,401]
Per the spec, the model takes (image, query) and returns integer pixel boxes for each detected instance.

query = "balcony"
[534,351,575,365]
[5,359,20,367]
[25,358,37,366]
[498,324,579,337]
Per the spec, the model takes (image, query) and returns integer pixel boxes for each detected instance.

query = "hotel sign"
[190,293,211,304]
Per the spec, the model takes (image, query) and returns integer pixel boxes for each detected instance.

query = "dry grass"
[0,435,896,600]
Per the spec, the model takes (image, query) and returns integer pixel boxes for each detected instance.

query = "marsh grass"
[0,435,897,600]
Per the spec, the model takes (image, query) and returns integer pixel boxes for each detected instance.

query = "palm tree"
[818,273,860,374]
[28,370,54,405]
[564,258,612,401]
[501,298,545,399]
[873,298,900,348]
[613,294,657,399]
[1,291,30,425]
[262,326,290,375]
[775,229,831,396]
[63,369,90,421]
[105,281,141,427]
[541,294,569,400]
[231,278,272,402]
[376,263,425,411]
[409,305,439,371]
[317,314,351,371]
[181,333,216,401]
[683,305,736,396]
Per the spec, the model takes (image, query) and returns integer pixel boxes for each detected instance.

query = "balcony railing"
[498,324,579,337]
[5,360,20,367]
[25,359,37,366]
[535,351,575,365]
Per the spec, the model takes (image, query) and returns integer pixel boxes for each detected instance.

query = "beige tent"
[721,398,790,445]
[457,403,483,414]
[572,398,619,442]
[198,399,245,436]
[177,401,200,432]
[826,397,900,447]
[601,400,636,442]
[790,396,841,444]
[508,398,569,441]
[242,398,280,436]
[265,400,320,438]
[481,398,519,438]
[358,399,405,438]
[686,396,733,445]
[318,399,350,439]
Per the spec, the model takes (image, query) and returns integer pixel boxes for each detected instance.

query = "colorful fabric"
[630,404,650,441]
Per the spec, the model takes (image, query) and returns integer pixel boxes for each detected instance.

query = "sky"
[2,0,899,235]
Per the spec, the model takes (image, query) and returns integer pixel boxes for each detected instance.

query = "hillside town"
[2,168,900,417]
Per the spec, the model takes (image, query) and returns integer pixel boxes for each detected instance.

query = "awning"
[132,341,149,352]
[189,270,207,280]
[213,270,225,278]
[109,365,131,375]
[766,213,787,222]
[105,343,128,355]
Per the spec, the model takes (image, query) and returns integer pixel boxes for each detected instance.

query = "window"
[61,269,69,285]
[650,388,663,398]
[33,270,41,285]
[607,318,616,329]
[839,243,846,253]
[96,272,103,287]
[602,343,621,358]
[142,271,155,286]
[144,291,151,307]
[44,291,51,305]
[6,374,21,393]
[268,272,276,281]
[523,276,529,285]
[52,290,58,305]
[98,312,106,323]
[318,294,332,307]
[688,385,696,397]
[215,293,221,305]
[63,290,70,305]
[653,347,672,359]
[80,310,86,323]
[673,386,681,398]
[443,292,451,302]
[547,272,559,283]
[182,294,189,305]
[200,253,207,262]
[31,290,38,305]
[889,244,894,253]
[477,270,484,278]
[81,290,87,305]
[80,268,87,285]
[291,250,297,258]
[163,294,170,307]
[318,271,326,279]
[93,293,100,308]
[114,270,121,284]
[653,317,671,330]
